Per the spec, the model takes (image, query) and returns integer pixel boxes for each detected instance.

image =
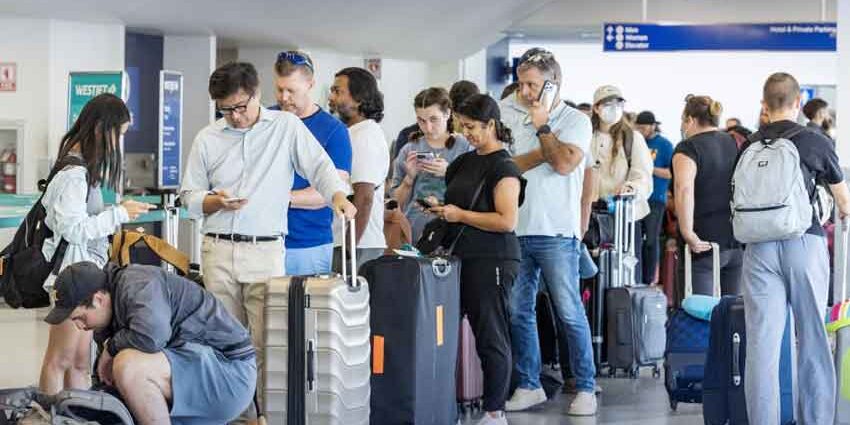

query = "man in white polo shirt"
[501,48,597,416]
[329,67,389,268]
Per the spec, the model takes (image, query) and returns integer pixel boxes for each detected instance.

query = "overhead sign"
[158,71,182,189]
[67,71,127,128]
[603,23,837,52]
[0,63,17,92]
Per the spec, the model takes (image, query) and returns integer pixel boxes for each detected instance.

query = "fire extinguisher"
[2,150,16,193]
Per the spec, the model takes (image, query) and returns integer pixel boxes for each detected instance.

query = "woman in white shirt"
[585,85,653,283]
[38,93,153,395]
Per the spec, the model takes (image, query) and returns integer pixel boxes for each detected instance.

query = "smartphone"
[538,80,558,110]
[416,152,436,161]
[415,198,432,209]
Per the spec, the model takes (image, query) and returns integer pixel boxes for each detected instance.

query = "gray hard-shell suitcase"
[262,219,370,425]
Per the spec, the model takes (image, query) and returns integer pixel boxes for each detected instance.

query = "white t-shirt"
[500,95,592,238]
[346,119,390,249]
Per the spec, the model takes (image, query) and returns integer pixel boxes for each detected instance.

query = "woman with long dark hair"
[38,93,153,395]
[428,94,525,425]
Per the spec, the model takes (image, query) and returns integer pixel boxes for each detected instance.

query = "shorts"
[163,342,257,425]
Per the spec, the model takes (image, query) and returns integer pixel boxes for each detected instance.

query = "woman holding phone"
[37,93,154,397]
[429,94,525,425]
[391,87,470,242]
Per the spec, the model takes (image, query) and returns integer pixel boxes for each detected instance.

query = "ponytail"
[495,120,514,145]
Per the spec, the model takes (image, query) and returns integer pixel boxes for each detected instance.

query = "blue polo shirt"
[269,105,352,249]
[645,133,674,205]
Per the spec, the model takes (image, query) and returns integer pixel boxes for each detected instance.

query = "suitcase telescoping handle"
[612,194,636,256]
[684,242,720,299]
[839,217,850,301]
[340,217,359,289]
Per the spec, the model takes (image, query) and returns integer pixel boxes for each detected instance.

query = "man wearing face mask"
[269,51,353,276]
[500,48,598,416]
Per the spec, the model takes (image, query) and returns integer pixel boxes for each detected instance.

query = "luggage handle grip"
[340,217,358,289]
[732,332,741,387]
[306,339,316,393]
[684,242,720,299]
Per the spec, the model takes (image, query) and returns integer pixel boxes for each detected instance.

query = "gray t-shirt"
[391,135,471,242]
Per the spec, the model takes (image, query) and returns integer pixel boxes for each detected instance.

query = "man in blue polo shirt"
[271,51,352,275]
[635,110,673,284]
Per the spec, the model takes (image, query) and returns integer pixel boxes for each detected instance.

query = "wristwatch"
[536,125,552,137]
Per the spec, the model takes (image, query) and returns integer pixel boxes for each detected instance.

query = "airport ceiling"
[0,0,838,61]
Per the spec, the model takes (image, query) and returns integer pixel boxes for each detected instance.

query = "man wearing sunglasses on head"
[180,61,356,423]
[269,51,353,276]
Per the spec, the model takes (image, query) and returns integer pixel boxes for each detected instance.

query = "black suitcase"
[361,254,461,425]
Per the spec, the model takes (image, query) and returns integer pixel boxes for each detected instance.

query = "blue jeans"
[511,236,596,392]
[285,243,333,276]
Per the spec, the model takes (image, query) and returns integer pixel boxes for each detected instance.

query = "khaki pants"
[201,236,284,422]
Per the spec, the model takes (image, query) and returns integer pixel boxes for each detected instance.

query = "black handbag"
[416,165,491,256]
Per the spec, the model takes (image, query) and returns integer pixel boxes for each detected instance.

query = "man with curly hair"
[329,67,390,268]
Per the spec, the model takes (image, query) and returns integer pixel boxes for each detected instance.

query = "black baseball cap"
[636,111,660,125]
[45,262,108,325]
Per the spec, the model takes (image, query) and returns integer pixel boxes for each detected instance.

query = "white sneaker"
[568,391,598,416]
[476,411,508,425]
[504,387,547,412]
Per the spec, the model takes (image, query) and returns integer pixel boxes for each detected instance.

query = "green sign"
[67,71,126,128]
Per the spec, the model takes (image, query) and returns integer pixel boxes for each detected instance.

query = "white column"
[164,35,216,260]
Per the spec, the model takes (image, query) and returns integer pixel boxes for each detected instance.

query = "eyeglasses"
[276,51,314,73]
[217,95,253,116]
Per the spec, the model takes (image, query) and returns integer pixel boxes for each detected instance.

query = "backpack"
[0,387,134,425]
[730,127,812,243]
[0,156,87,309]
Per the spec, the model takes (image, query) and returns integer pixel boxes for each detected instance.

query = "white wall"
[511,42,837,144]
[237,46,431,144]
[838,0,850,165]
[0,18,124,193]
[47,20,125,176]
[461,49,488,95]
[0,18,51,193]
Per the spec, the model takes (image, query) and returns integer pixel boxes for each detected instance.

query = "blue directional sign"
[603,23,837,52]
[158,71,182,189]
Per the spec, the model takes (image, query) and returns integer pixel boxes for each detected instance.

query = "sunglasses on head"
[277,51,314,73]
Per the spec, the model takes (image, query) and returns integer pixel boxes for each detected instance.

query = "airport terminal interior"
[0,0,849,424]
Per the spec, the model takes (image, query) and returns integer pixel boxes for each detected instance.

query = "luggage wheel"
[652,367,661,379]
[670,400,678,411]
[629,367,639,379]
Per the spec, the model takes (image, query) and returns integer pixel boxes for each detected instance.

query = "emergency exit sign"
[0,63,17,92]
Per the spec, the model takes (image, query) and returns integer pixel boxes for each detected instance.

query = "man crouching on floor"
[44,262,256,425]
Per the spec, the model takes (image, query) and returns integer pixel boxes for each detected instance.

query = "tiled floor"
[0,307,703,424]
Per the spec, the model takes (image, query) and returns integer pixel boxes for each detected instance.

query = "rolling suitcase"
[361,254,461,425]
[702,296,794,425]
[262,219,371,425]
[604,194,667,378]
[664,243,720,411]
[457,316,484,415]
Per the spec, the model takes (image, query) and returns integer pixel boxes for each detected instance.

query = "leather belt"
[206,233,280,243]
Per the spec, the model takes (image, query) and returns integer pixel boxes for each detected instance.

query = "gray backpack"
[731,127,811,243]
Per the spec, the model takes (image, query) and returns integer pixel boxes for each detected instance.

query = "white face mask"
[600,104,624,125]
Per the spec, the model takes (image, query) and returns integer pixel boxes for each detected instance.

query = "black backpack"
[0,155,87,308]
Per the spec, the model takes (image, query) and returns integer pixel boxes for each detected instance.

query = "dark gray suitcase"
[606,286,666,378]
[361,254,460,425]
[0,387,134,424]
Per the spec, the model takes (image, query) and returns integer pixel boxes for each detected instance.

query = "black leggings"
[460,258,519,412]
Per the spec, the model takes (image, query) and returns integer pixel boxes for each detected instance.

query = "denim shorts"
[164,342,257,424]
